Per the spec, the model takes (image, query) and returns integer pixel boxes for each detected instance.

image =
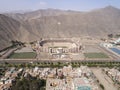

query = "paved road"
[0,48,18,59]
[91,68,117,90]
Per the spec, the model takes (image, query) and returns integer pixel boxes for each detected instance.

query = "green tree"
[108,34,113,38]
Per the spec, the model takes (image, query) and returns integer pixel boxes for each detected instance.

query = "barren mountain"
[0,14,21,50]
[0,6,120,50]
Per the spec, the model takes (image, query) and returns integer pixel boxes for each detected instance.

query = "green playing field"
[84,53,109,58]
[8,52,36,59]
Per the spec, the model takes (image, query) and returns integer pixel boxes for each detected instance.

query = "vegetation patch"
[11,76,46,90]
[8,52,36,59]
[84,53,109,58]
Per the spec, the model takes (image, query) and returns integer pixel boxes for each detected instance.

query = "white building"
[100,43,113,48]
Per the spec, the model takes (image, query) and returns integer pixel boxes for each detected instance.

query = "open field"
[84,45,102,53]
[8,52,36,59]
[84,53,109,58]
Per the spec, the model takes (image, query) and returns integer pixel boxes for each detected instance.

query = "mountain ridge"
[0,6,120,50]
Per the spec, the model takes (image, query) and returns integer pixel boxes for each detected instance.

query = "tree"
[108,34,113,38]
[100,84,104,90]
[11,77,46,90]
[115,34,120,38]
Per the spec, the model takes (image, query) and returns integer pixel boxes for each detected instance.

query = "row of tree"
[108,34,120,38]
[11,40,25,47]
[1,61,120,68]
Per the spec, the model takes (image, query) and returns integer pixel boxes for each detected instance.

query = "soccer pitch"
[84,53,109,59]
[8,52,36,59]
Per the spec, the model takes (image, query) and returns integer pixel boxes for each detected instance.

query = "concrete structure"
[35,38,82,59]
[100,43,113,48]
[46,66,99,90]
[114,38,120,44]
[73,78,91,90]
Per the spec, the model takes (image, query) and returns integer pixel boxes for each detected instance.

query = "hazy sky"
[0,0,120,12]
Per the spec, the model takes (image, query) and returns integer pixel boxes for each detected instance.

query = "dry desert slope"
[0,6,120,50]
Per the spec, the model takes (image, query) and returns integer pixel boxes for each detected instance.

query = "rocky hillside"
[0,14,22,50]
[0,6,120,50]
